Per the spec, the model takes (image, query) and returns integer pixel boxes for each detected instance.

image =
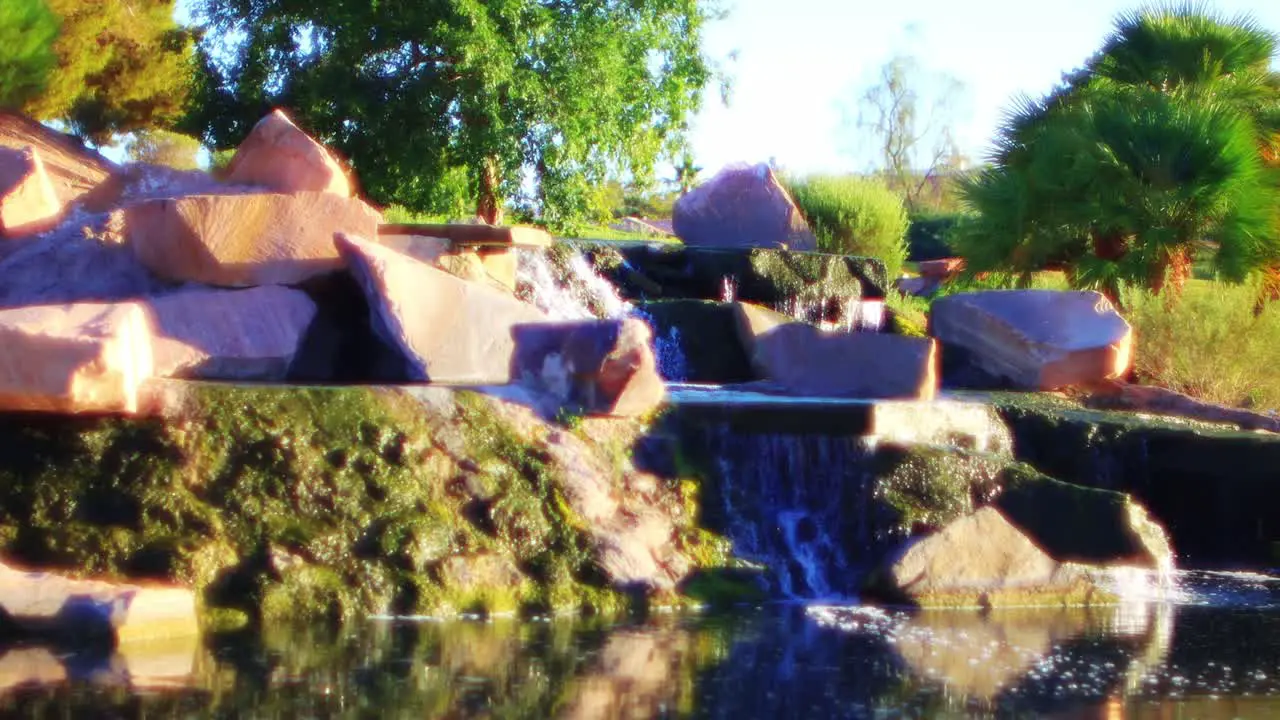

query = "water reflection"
[0,574,1275,718]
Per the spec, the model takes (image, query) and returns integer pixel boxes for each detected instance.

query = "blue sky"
[689,0,1280,176]
[173,0,1280,178]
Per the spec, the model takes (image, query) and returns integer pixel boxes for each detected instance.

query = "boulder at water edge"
[125,192,381,287]
[0,561,197,646]
[0,302,152,414]
[224,110,354,196]
[930,290,1133,390]
[336,233,550,382]
[376,231,515,292]
[868,507,1114,608]
[147,286,318,380]
[0,146,62,239]
[673,163,818,251]
[511,318,666,417]
[735,302,938,399]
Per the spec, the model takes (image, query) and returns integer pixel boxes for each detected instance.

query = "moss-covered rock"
[575,243,887,308]
[978,390,1280,566]
[0,383,731,626]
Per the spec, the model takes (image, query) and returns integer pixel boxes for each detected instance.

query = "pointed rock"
[673,163,818,250]
[0,146,63,238]
[225,110,353,196]
[0,302,153,414]
[125,192,381,287]
[336,233,550,382]
[147,286,317,380]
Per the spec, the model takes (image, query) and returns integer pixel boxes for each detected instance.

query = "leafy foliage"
[785,174,909,279]
[1123,279,1280,410]
[955,6,1280,299]
[22,0,194,143]
[184,0,721,229]
[126,129,202,170]
[0,0,59,109]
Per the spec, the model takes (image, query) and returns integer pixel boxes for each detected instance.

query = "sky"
[173,0,1280,178]
[688,0,1280,177]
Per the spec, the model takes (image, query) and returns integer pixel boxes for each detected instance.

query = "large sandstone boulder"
[0,146,62,238]
[336,233,550,382]
[868,507,1113,608]
[511,318,666,417]
[673,163,818,251]
[378,222,554,248]
[377,232,513,292]
[930,290,1133,390]
[0,302,153,414]
[0,111,118,211]
[125,192,381,287]
[224,110,353,196]
[0,562,197,646]
[147,286,318,380]
[735,302,937,399]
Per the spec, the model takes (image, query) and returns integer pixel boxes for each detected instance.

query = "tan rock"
[735,302,938,399]
[125,192,381,287]
[0,648,66,692]
[917,257,965,279]
[0,110,118,211]
[0,562,198,646]
[672,163,818,250]
[336,233,550,382]
[872,507,1107,608]
[511,318,666,417]
[377,232,512,291]
[378,222,553,248]
[224,109,353,196]
[930,290,1133,390]
[147,286,317,380]
[0,146,62,238]
[0,302,153,414]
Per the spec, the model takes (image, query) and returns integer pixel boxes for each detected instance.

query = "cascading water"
[694,426,895,600]
[516,246,689,379]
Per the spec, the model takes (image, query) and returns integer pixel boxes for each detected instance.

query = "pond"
[1,570,1276,718]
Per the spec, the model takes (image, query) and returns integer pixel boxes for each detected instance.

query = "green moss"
[873,444,1005,533]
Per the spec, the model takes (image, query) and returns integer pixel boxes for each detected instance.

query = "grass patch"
[1122,281,1280,411]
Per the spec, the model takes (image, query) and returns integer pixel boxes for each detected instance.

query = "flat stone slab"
[931,290,1133,390]
[378,223,553,248]
[0,562,198,647]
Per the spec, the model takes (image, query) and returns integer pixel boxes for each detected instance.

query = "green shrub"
[127,130,203,170]
[381,205,454,225]
[785,174,909,279]
[1122,280,1280,411]
[906,212,967,261]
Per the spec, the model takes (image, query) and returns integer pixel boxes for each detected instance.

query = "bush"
[127,130,203,170]
[785,175,909,279]
[906,212,967,261]
[1122,281,1280,411]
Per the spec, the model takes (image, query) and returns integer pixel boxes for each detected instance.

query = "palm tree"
[955,6,1280,301]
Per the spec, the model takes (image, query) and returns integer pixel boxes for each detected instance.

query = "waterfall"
[694,426,894,600]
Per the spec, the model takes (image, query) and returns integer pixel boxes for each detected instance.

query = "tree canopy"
[954,6,1280,299]
[19,0,194,143]
[184,0,721,227]
[0,0,60,110]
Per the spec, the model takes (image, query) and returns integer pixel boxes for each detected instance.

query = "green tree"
[955,6,1280,300]
[854,54,968,213]
[126,128,202,169]
[0,0,59,110]
[21,0,194,143]
[184,1,722,228]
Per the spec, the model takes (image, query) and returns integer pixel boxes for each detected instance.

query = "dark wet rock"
[635,300,755,383]
[578,242,888,305]
[984,391,1280,566]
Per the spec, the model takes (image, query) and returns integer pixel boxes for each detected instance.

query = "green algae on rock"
[0,383,731,627]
